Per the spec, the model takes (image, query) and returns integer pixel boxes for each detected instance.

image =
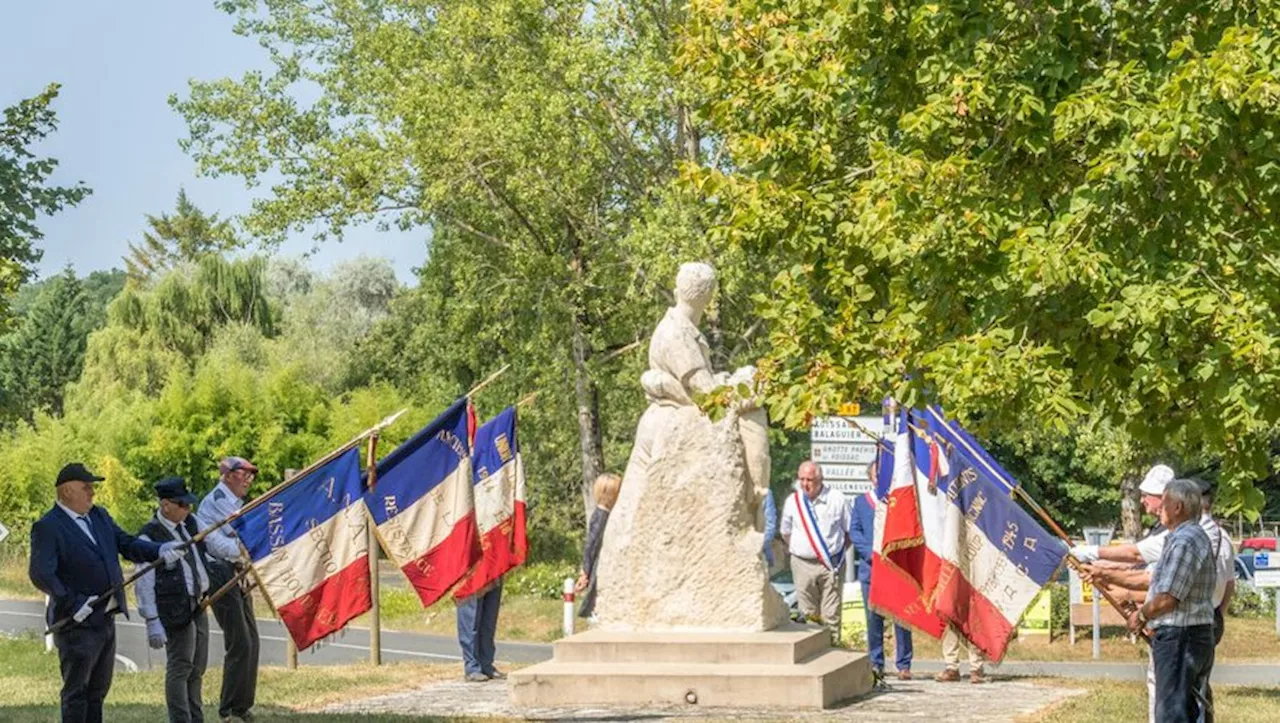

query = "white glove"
[146,618,167,649]
[1071,544,1099,563]
[159,541,185,566]
[73,595,99,623]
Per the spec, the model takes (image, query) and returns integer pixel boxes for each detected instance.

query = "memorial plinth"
[509,625,872,709]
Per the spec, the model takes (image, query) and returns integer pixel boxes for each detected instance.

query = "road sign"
[811,415,881,497]
[0,520,8,545]
[1256,569,1280,588]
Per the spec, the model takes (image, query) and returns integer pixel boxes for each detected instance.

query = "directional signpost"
[1254,550,1280,637]
[810,410,881,497]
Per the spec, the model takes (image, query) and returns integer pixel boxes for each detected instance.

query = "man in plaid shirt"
[1127,478,1215,723]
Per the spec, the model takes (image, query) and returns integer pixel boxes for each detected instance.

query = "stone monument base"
[509,624,873,710]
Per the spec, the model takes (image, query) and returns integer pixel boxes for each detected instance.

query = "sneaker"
[485,669,507,680]
[933,668,961,682]
[464,672,490,683]
[897,669,913,680]
[970,669,989,684]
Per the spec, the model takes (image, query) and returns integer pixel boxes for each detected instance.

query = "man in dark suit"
[29,462,183,723]
[849,489,913,680]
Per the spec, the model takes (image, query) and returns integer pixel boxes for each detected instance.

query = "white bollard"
[563,577,576,637]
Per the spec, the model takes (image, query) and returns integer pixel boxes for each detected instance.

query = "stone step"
[509,648,872,709]
[552,624,831,665]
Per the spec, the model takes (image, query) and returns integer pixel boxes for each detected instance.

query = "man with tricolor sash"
[780,460,852,643]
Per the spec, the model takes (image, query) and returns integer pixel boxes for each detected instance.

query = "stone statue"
[594,262,787,632]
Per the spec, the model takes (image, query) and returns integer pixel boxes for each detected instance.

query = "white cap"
[1138,464,1175,496]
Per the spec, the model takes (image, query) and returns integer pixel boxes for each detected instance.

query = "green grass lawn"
[0,632,488,722]
[1027,679,1280,722]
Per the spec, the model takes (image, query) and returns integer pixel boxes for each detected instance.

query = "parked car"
[1234,553,1257,591]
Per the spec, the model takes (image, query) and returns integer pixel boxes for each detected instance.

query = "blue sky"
[2,1,425,283]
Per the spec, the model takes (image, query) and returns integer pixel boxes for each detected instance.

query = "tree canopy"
[1,84,90,330]
[682,0,1280,515]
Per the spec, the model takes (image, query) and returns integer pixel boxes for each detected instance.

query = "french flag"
[453,406,528,598]
[909,408,950,604]
[233,448,370,651]
[925,406,1067,662]
[365,398,481,607]
[868,408,947,638]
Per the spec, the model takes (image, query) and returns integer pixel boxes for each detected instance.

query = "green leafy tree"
[124,189,239,281]
[1,84,90,329]
[172,0,766,525]
[0,267,92,422]
[683,0,1280,516]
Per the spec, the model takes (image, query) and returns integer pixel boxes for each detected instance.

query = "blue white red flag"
[365,398,480,607]
[233,448,370,651]
[868,408,947,637]
[453,407,529,598]
[923,406,1068,662]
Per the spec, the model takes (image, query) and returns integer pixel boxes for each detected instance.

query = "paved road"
[0,598,551,673]
[3,598,1275,686]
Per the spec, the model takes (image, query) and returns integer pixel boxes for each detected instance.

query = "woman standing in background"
[576,472,622,619]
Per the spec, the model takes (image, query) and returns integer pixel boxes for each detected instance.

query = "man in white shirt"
[196,457,261,723]
[136,477,213,723]
[780,460,851,643]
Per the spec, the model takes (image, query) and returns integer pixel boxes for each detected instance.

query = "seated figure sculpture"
[594,262,787,631]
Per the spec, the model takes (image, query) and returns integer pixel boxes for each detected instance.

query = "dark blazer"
[28,505,162,628]
[849,492,876,584]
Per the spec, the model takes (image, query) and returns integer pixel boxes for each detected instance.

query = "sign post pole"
[1083,527,1114,660]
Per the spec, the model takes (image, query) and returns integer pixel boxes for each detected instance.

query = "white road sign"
[0,520,9,545]
[811,415,882,498]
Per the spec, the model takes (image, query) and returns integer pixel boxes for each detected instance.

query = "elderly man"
[136,477,214,723]
[780,460,851,643]
[1087,478,1235,723]
[196,457,261,723]
[29,463,183,723]
[1073,464,1176,569]
[1125,478,1215,723]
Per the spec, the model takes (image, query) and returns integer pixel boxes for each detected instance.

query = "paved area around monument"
[319,677,1085,721]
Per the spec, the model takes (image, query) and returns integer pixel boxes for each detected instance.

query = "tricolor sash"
[794,490,842,570]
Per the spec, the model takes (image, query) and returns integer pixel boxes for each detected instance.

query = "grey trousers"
[791,555,843,643]
[164,610,209,723]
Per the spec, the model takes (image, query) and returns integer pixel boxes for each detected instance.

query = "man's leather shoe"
[485,669,507,680]
[464,672,490,682]
[970,669,989,684]
[897,669,913,680]
[933,668,961,682]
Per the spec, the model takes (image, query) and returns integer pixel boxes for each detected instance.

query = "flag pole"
[366,430,382,666]
[467,364,511,399]
[43,409,408,636]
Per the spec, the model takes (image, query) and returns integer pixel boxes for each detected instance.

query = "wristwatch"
[1135,608,1148,626]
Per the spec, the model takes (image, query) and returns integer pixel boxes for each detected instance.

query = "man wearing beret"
[29,463,185,723]
[196,456,261,723]
[136,477,214,723]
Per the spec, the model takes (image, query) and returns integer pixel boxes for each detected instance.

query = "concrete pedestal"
[509,624,873,710]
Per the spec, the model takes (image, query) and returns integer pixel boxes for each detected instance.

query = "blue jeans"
[1152,624,1213,723]
[860,580,912,672]
[456,581,503,675]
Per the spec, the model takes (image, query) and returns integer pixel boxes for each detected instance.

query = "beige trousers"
[942,624,986,672]
[791,555,843,643]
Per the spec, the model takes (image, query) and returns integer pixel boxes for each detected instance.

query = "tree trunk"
[1120,473,1142,540]
[567,220,605,527]
[675,105,700,163]
[571,310,605,527]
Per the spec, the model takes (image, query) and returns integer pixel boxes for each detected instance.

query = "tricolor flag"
[909,408,950,603]
[924,406,1068,662]
[232,448,370,651]
[453,407,528,598]
[366,398,481,607]
[868,409,947,637]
